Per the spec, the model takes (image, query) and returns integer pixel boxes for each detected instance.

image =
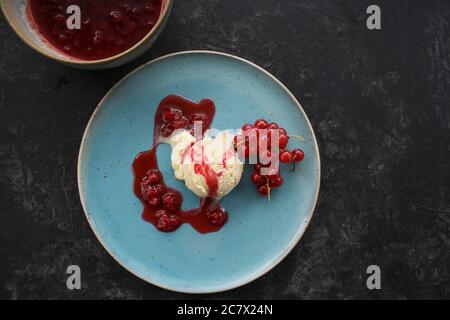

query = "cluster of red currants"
[160,107,208,138]
[140,169,183,232]
[234,119,305,199]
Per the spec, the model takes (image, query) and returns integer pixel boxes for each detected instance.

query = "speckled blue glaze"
[78,51,320,293]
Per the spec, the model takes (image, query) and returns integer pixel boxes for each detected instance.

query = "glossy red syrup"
[132,95,230,234]
[28,0,163,60]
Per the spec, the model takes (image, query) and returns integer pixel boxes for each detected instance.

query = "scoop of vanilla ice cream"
[164,129,243,198]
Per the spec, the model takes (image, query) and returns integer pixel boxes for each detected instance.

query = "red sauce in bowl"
[28,0,163,60]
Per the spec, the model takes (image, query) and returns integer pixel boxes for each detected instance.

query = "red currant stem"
[288,134,306,143]
[265,176,271,202]
[291,161,296,171]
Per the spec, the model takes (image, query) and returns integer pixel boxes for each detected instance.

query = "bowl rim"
[77,50,321,294]
[0,0,172,65]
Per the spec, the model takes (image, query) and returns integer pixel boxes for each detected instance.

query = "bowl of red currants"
[0,0,172,69]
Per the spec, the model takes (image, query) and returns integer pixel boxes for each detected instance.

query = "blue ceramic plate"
[78,51,320,293]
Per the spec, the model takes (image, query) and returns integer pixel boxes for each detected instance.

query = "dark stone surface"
[1,0,449,299]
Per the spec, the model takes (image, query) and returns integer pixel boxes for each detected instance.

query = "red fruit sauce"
[132,95,231,234]
[28,0,163,60]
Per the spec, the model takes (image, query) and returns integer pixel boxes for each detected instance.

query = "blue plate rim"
[77,50,321,293]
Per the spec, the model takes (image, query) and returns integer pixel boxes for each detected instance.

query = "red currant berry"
[191,113,207,123]
[161,108,173,122]
[270,175,283,188]
[172,109,182,120]
[63,45,73,53]
[258,184,270,195]
[242,123,253,133]
[148,195,160,207]
[255,162,270,172]
[58,33,69,44]
[173,116,188,129]
[162,107,182,122]
[279,150,292,163]
[153,184,164,195]
[206,207,228,225]
[251,172,265,185]
[268,122,279,129]
[146,169,160,184]
[162,192,182,211]
[155,209,169,218]
[132,6,143,16]
[169,215,181,229]
[291,148,305,162]
[82,18,92,28]
[145,183,163,198]
[92,30,105,45]
[279,134,289,149]
[254,119,268,129]
[279,128,287,136]
[268,172,280,182]
[160,123,175,137]
[141,177,152,189]
[109,11,123,24]
[156,214,178,232]
[156,214,170,231]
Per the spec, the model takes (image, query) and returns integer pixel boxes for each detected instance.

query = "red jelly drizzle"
[194,163,219,198]
[132,95,230,234]
[187,142,219,197]
[28,0,163,60]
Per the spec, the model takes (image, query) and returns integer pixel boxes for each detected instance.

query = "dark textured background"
[1,0,450,299]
